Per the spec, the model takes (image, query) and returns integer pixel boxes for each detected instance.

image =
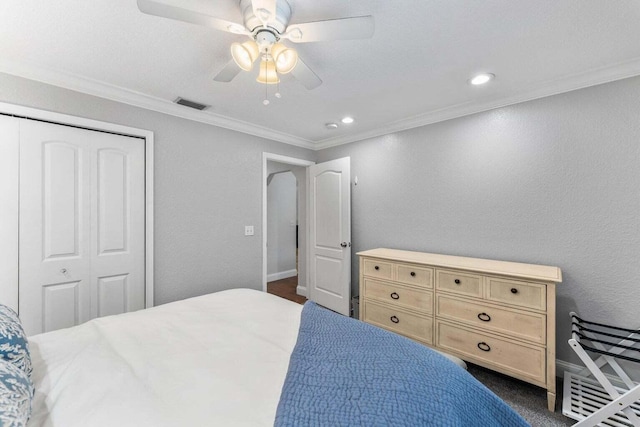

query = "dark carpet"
[467,364,575,426]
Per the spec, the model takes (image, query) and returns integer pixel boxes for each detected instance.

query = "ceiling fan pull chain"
[263,75,270,105]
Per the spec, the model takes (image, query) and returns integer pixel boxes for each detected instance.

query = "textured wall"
[0,72,314,305]
[317,75,640,369]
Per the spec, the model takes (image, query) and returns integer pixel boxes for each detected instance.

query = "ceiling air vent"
[174,97,209,111]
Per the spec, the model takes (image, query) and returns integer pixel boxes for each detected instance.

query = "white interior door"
[19,119,145,336]
[308,157,351,315]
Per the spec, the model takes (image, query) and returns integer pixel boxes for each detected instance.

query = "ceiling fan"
[137,0,375,94]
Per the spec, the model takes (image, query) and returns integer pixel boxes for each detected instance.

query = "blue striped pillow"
[0,359,33,426]
[0,305,32,377]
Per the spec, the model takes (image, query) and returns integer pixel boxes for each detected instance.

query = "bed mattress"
[27,289,302,427]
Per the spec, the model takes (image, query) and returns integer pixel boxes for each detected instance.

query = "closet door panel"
[91,133,145,319]
[19,119,145,335]
[98,149,128,254]
[0,116,19,312]
[43,142,81,258]
[19,120,92,336]
[97,274,129,317]
[42,281,81,332]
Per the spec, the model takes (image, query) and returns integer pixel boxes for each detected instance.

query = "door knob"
[60,268,68,274]
[340,242,348,248]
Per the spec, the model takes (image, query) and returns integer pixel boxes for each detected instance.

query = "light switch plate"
[244,225,254,236]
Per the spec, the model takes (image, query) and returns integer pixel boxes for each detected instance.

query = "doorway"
[262,153,352,316]
[262,154,314,297]
[267,169,298,283]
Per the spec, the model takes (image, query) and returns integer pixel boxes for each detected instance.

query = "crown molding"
[2,56,640,151]
[313,56,640,150]
[0,59,316,150]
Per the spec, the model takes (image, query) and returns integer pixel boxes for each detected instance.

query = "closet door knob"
[340,242,348,248]
[454,279,461,284]
[511,288,518,294]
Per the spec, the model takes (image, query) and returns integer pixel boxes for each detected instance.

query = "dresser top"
[357,248,562,283]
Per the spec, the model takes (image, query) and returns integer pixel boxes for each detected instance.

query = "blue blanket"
[275,302,529,427]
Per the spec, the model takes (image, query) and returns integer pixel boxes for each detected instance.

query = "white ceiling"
[2,0,640,150]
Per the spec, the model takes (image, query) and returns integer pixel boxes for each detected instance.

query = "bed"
[0,289,529,426]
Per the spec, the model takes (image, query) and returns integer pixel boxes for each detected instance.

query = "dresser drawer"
[435,295,546,344]
[436,321,546,384]
[362,259,393,280]
[396,263,433,288]
[363,301,433,343]
[436,269,482,297]
[364,279,433,313]
[486,277,546,311]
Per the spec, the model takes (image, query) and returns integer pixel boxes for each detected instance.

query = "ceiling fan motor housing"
[255,30,278,54]
[240,0,292,35]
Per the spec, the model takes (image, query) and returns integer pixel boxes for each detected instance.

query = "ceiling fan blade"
[251,0,277,27]
[213,60,242,82]
[137,0,249,35]
[290,57,322,90]
[283,16,374,43]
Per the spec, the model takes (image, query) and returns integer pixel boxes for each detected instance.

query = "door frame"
[262,153,314,295]
[0,101,155,309]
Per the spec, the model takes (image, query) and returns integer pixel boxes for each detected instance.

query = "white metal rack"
[563,312,640,427]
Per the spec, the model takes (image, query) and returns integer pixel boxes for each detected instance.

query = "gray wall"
[317,75,640,370]
[0,72,315,305]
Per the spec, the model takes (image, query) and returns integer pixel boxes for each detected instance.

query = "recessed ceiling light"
[325,123,338,130]
[470,73,495,85]
[341,116,354,124]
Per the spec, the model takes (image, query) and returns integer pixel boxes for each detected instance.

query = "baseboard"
[556,359,585,378]
[267,269,297,282]
[556,359,636,386]
[296,285,307,297]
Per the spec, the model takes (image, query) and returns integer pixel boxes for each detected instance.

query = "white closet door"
[91,135,145,319]
[19,119,145,336]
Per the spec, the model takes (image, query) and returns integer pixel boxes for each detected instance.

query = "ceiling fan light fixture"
[231,41,259,71]
[257,60,280,84]
[271,43,298,74]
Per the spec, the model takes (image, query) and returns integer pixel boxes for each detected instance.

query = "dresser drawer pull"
[511,288,518,294]
[374,265,380,270]
[390,315,400,324]
[454,279,461,284]
[410,271,416,277]
[477,342,491,352]
[477,312,491,322]
[390,292,400,300]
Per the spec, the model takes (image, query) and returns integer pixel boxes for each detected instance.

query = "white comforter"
[27,289,303,427]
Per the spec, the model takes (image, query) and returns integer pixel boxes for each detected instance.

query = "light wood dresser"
[358,248,562,411]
